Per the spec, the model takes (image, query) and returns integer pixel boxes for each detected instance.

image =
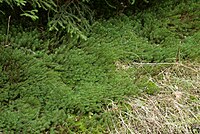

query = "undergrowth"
[108,62,200,134]
[0,0,200,133]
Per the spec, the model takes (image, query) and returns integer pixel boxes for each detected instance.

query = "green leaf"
[15,0,26,6]
[131,0,135,5]
[20,9,39,21]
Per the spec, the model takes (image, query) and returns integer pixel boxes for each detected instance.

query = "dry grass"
[107,62,200,134]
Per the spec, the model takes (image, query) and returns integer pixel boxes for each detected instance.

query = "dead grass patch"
[107,62,200,134]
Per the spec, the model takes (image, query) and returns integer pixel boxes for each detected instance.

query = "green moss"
[0,0,200,133]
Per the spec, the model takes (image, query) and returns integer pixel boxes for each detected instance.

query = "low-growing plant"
[107,62,200,134]
[0,0,200,133]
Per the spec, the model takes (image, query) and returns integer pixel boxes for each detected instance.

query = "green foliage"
[20,10,39,21]
[0,0,91,39]
[133,0,200,41]
[0,0,154,40]
[0,0,200,133]
[0,0,56,10]
[48,1,92,40]
[0,24,139,133]
[135,76,160,95]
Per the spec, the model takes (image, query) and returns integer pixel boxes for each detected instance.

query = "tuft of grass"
[107,62,200,134]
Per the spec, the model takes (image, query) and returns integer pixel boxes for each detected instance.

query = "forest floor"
[0,0,200,133]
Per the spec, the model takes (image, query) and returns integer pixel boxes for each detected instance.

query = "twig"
[131,62,178,65]
[5,15,11,46]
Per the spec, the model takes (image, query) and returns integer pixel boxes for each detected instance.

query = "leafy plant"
[0,0,200,133]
